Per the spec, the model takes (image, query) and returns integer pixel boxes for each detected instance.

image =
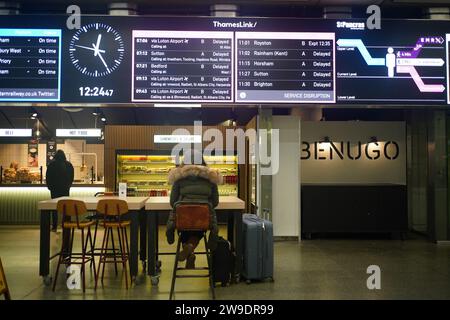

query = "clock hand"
[97,50,108,69]
[74,44,105,54]
[94,34,102,56]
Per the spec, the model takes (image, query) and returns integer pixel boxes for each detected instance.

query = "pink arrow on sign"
[397,36,444,58]
[396,65,445,93]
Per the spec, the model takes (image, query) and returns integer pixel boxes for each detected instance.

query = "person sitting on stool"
[166,150,222,269]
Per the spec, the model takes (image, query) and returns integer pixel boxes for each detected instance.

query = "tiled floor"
[1,226,450,300]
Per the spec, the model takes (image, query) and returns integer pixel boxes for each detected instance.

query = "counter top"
[0,183,105,188]
[145,196,245,211]
[301,183,406,186]
[38,196,148,211]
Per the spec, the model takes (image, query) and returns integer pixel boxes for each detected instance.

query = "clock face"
[69,23,125,77]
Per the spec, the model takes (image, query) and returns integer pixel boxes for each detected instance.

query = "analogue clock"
[69,23,124,77]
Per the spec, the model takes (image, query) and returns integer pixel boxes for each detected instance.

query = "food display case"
[1,163,43,184]
[115,151,239,197]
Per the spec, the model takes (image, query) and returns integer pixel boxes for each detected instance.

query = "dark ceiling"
[0,106,259,140]
[8,0,450,18]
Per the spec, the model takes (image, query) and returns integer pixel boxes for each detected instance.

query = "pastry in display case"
[116,151,239,197]
[1,162,42,184]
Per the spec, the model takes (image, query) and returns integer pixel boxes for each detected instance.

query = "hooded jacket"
[45,152,74,199]
[166,164,222,244]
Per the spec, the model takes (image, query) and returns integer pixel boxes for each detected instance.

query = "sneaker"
[178,243,194,262]
[186,254,196,269]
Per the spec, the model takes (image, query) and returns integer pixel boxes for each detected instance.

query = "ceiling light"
[154,103,201,108]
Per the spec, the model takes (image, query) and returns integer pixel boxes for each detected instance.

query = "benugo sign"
[301,140,400,161]
[301,121,406,184]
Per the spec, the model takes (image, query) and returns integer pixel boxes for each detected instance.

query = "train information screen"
[235,32,335,103]
[0,28,61,101]
[0,15,449,105]
[132,30,233,102]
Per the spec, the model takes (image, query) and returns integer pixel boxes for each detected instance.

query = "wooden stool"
[89,192,120,262]
[169,203,215,300]
[95,199,131,290]
[52,200,96,292]
[0,258,11,300]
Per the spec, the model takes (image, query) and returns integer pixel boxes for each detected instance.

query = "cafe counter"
[0,184,105,224]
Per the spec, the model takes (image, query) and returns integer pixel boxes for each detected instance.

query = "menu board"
[235,32,335,103]
[132,30,233,102]
[0,28,61,101]
[46,140,56,166]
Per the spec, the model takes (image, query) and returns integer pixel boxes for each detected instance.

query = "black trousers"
[179,231,203,244]
[51,211,58,230]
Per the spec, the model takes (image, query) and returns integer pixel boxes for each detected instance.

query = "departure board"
[235,32,335,103]
[0,15,449,106]
[0,28,61,101]
[132,30,233,102]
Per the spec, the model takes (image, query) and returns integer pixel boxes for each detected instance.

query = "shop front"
[0,136,105,224]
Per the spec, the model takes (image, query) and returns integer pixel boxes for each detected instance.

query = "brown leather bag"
[175,203,211,231]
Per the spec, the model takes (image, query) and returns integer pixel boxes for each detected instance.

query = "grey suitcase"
[242,213,274,283]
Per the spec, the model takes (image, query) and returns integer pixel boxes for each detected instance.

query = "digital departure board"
[235,32,335,103]
[0,28,61,101]
[132,30,233,102]
[0,15,449,106]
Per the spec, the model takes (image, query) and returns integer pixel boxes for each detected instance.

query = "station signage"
[0,15,449,105]
[55,129,102,137]
[0,128,32,137]
[154,135,202,144]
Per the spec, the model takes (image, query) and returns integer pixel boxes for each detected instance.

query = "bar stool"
[95,199,131,290]
[0,258,11,300]
[89,192,120,259]
[52,200,96,292]
[169,203,215,300]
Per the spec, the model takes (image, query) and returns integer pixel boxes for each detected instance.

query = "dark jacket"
[46,158,74,199]
[166,164,222,243]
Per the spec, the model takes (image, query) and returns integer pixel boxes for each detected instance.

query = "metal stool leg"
[101,227,111,283]
[110,227,118,276]
[52,228,69,292]
[118,227,129,289]
[169,235,182,300]
[95,226,108,290]
[90,220,99,269]
[87,226,97,280]
[81,228,86,293]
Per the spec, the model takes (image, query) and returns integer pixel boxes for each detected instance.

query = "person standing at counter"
[166,150,221,269]
[45,150,74,232]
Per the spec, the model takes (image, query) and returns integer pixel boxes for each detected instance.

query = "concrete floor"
[1,226,450,300]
